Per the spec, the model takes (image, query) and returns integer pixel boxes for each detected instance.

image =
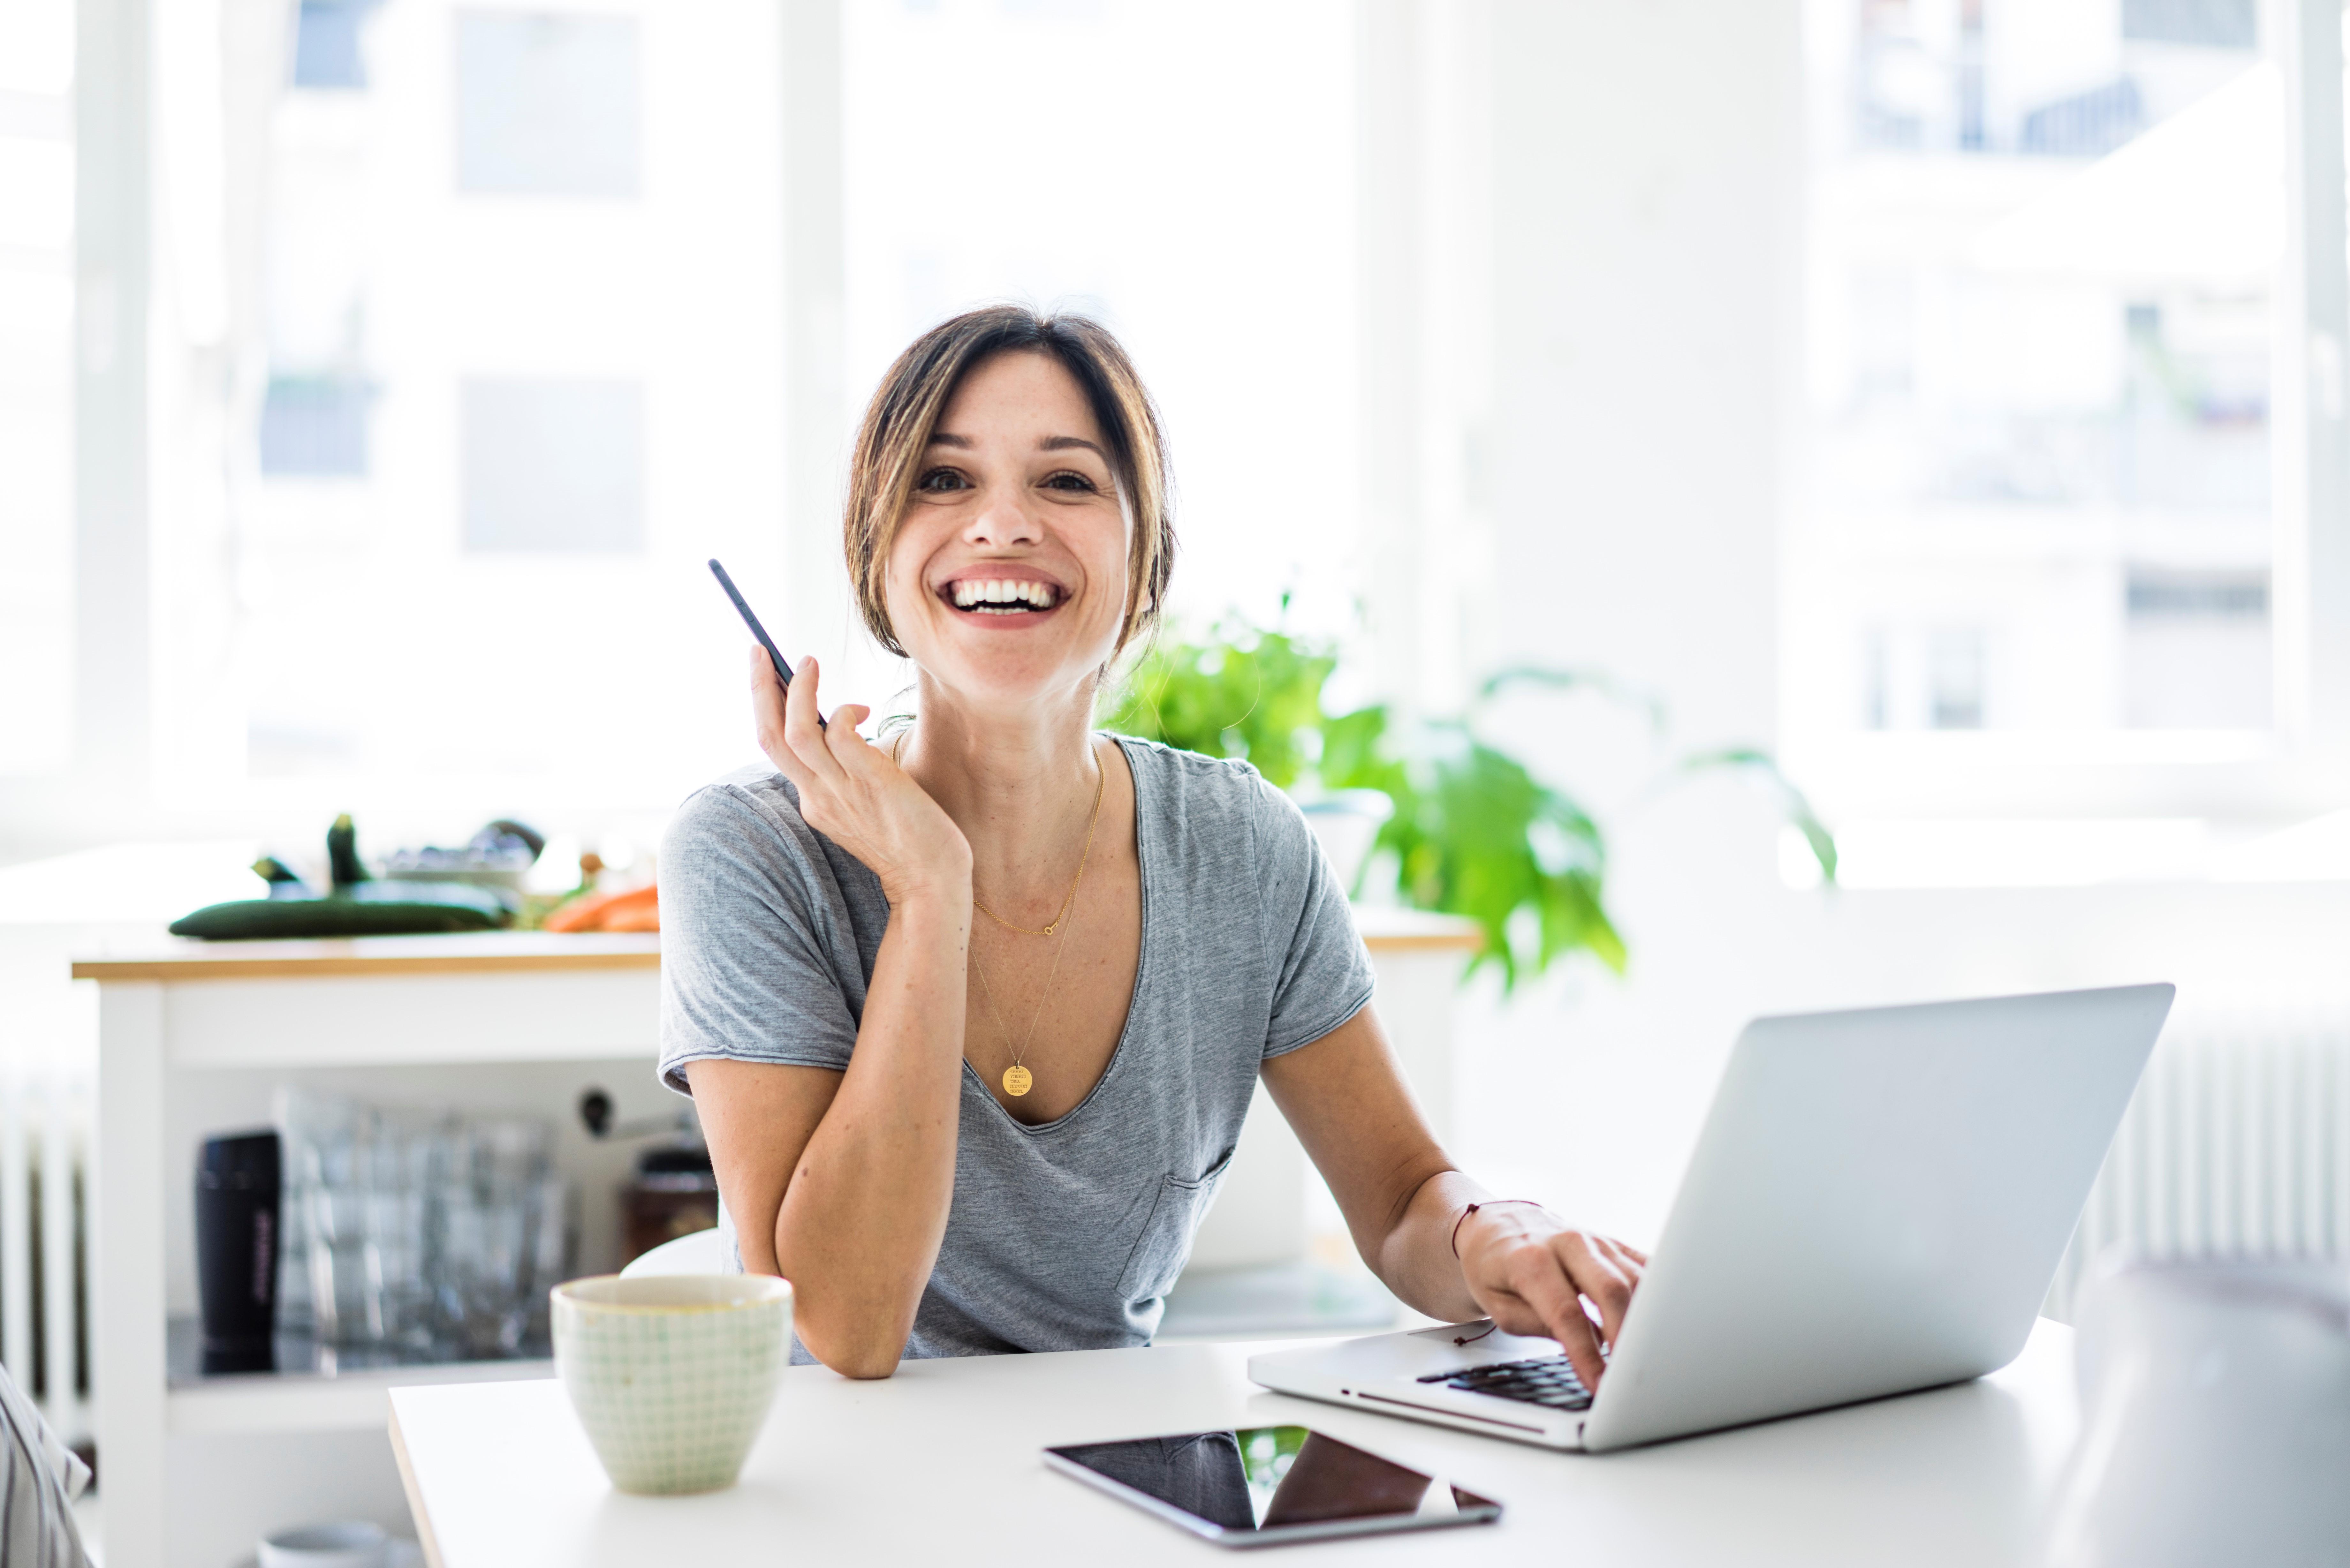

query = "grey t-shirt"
[657,735,1376,1362]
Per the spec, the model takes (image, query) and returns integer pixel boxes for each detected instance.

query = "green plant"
[1103,624,1334,790]
[1102,616,1836,990]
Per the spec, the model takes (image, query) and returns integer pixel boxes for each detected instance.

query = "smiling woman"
[842,307,1173,662]
[656,306,1647,1382]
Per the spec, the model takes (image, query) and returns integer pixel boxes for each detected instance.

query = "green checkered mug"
[552,1273,792,1495]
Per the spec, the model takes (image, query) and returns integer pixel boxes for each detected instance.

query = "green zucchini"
[172,815,516,939]
[169,881,513,940]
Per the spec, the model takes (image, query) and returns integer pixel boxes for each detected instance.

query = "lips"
[939,571,1067,617]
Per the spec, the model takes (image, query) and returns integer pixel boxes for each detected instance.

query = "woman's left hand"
[1455,1203,1648,1392]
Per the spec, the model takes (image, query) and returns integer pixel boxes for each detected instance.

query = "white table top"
[391,1320,2081,1566]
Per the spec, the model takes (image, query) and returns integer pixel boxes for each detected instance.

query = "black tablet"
[1045,1425,1503,1548]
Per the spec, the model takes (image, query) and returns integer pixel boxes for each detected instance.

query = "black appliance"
[195,1130,281,1373]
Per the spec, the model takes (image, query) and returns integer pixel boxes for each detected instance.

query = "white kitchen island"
[78,908,1478,1568]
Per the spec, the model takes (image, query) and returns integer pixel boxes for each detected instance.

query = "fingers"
[1460,1217,1649,1392]
[1554,1231,1643,1356]
[822,705,874,763]
[749,646,808,787]
[781,656,845,784]
[1502,1252,1611,1391]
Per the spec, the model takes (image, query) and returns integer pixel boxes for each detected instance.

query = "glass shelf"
[166,1316,552,1388]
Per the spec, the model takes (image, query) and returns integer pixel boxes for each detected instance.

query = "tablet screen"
[1046,1425,1501,1542]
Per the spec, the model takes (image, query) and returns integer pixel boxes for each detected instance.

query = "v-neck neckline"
[961,733,1153,1137]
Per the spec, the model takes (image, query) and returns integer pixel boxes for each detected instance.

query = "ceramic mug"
[256,1522,387,1568]
[552,1273,792,1495]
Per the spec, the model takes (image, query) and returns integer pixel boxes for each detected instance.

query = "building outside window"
[1782,0,2341,880]
[164,0,786,803]
[19,0,1360,833]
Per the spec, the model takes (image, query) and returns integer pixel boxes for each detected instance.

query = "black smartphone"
[709,558,823,728]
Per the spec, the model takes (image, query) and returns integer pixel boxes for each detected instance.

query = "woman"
[661,306,1645,1382]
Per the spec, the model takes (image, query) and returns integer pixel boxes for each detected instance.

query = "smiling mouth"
[943,578,1065,617]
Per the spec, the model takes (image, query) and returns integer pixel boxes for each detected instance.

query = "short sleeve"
[657,781,866,1093]
[1249,774,1377,1058]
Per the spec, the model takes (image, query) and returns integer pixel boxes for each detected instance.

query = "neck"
[898,674,1107,904]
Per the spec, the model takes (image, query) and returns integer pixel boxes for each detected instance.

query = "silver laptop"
[1250,984,2173,1452]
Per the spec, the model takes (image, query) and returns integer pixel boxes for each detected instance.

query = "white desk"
[390,1321,2081,1566]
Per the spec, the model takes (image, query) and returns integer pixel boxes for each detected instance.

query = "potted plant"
[1101,616,1835,989]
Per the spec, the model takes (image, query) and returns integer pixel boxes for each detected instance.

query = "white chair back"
[619,1227,726,1278]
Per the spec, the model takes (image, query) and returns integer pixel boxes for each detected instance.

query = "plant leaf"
[1674,746,1838,885]
[1479,665,1669,737]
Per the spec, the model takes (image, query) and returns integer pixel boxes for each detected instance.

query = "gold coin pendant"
[1002,1065,1034,1097]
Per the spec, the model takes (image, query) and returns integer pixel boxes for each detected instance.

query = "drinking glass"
[524,1174,572,1348]
[272,1092,558,1362]
[273,1086,364,1337]
[306,1181,385,1346]
[467,1118,549,1199]
[440,1188,531,1358]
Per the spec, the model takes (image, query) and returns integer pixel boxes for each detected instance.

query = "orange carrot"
[545,882,658,933]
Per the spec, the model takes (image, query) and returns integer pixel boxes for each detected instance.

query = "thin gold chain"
[974,755,1106,937]
[968,875,1086,1082]
[890,730,1110,1095]
[893,729,1108,939]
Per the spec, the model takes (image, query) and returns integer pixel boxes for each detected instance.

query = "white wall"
[1485,0,1795,751]
[1448,0,2350,1246]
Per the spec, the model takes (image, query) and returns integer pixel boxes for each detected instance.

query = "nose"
[963,486,1042,549]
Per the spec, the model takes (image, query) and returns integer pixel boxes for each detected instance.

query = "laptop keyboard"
[1417,1355,1594,1411]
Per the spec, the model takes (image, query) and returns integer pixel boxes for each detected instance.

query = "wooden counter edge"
[72,923,1480,981]
[71,947,664,981]
[1361,930,1484,954]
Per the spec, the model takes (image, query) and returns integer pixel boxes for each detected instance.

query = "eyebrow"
[924,431,1109,461]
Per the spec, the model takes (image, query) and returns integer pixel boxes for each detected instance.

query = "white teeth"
[949,578,1058,611]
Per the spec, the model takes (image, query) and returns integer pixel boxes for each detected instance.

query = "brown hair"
[843,305,1176,659]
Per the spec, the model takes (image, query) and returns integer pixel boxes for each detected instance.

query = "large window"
[199,0,784,818]
[1786,0,2313,844]
[0,0,74,779]
[6,0,1362,854]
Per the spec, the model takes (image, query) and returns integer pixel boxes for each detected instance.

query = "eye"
[916,467,970,493]
[1042,470,1097,493]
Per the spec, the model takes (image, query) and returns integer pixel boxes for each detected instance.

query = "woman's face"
[883,350,1132,711]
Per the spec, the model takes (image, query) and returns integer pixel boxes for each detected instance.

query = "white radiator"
[2047,1014,2350,1322]
[0,929,94,1447]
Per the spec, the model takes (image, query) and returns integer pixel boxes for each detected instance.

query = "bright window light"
[0,0,74,779]
[453,10,639,198]
[1789,0,2282,789]
[460,376,644,553]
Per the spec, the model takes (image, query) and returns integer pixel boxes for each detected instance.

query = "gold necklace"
[969,905,1082,1098]
[893,731,1110,1098]
[973,755,1106,938]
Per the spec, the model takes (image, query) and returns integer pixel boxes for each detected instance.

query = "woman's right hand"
[751,649,971,906]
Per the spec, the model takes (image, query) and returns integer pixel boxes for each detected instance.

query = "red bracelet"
[1451,1199,1544,1259]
